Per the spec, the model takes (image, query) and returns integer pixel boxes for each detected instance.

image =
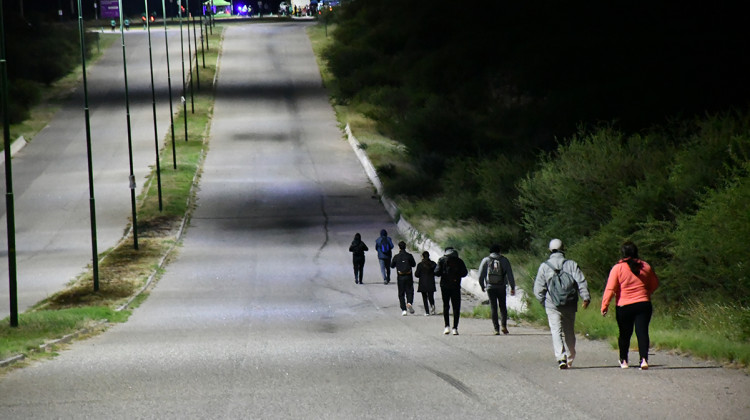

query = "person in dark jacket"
[348,233,368,284]
[478,244,516,335]
[414,251,437,316]
[391,241,416,315]
[375,229,394,284]
[435,247,468,335]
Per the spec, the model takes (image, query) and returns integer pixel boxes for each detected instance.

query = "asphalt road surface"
[1,22,749,419]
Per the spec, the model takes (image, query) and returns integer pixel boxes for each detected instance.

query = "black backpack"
[487,257,504,285]
[395,254,412,275]
[543,260,579,306]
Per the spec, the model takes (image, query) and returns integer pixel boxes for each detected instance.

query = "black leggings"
[441,286,461,328]
[352,258,365,283]
[421,292,435,313]
[615,301,653,362]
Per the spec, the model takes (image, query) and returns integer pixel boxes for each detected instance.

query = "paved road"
[0,28,184,315]
[1,23,749,419]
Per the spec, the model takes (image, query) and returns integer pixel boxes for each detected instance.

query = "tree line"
[322,0,750,311]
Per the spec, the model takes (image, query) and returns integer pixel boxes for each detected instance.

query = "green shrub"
[517,127,645,252]
[665,165,750,304]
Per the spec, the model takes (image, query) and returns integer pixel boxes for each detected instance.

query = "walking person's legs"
[633,301,653,364]
[353,260,364,284]
[560,308,577,364]
[421,292,431,314]
[616,304,637,364]
[451,288,461,331]
[397,277,407,313]
[545,305,568,366]
[378,258,388,283]
[406,279,414,306]
[441,287,451,332]
[487,288,500,333]
[498,289,509,334]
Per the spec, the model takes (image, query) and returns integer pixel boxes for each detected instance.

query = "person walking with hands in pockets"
[415,251,437,316]
[348,233,368,284]
[601,241,659,370]
[435,247,468,335]
[478,244,516,335]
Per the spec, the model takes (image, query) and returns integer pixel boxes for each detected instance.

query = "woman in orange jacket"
[601,241,659,370]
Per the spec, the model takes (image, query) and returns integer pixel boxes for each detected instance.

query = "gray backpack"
[543,260,578,306]
[487,257,504,285]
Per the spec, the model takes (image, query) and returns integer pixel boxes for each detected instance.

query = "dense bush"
[1,13,95,124]
[517,114,750,304]
[665,165,750,305]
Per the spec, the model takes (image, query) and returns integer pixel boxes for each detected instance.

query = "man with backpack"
[391,241,417,316]
[533,238,591,369]
[375,229,394,284]
[478,244,516,335]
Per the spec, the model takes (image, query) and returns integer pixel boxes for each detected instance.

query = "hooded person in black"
[348,233,368,284]
[435,247,468,335]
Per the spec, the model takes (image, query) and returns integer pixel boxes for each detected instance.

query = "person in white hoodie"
[533,239,590,369]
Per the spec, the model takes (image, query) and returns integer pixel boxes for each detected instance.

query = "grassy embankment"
[0,26,224,367]
[307,23,750,372]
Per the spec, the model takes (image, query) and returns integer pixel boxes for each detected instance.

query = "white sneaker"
[452,328,459,335]
[402,310,407,316]
[431,306,436,315]
[407,303,415,314]
[424,313,430,316]
[443,327,451,335]
[640,359,649,370]
[620,360,629,369]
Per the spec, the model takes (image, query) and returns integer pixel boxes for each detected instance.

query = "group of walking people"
[350,231,659,369]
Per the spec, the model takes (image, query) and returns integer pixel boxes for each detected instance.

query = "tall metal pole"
[203,14,209,52]
[186,0,194,113]
[76,0,100,291]
[199,14,205,68]
[192,14,199,91]
[1,0,19,326]
[117,0,139,250]
[161,0,177,169]
[145,0,163,211]
[178,0,188,142]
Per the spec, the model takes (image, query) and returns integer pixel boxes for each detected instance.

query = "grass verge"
[307,22,750,373]
[0,26,224,368]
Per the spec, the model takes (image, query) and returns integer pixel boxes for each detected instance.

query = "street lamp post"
[178,0,188,141]
[192,14,200,91]
[186,0,194,113]
[1,0,19,326]
[75,0,100,291]
[162,0,177,168]
[117,0,139,250]
[145,0,163,211]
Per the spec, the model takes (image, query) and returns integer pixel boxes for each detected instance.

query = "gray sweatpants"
[545,304,577,362]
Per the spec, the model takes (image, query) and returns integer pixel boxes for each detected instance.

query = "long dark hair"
[621,241,642,275]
